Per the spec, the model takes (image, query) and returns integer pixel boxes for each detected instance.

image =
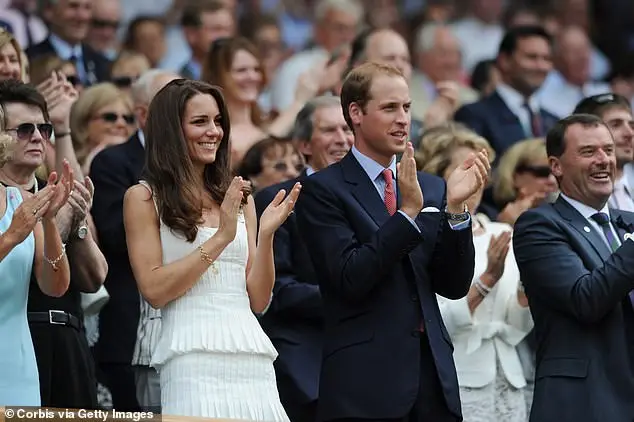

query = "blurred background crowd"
[0,0,633,420]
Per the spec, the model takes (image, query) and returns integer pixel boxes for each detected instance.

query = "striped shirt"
[131,294,161,366]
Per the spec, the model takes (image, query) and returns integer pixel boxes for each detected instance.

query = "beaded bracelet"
[45,243,66,272]
[198,246,218,274]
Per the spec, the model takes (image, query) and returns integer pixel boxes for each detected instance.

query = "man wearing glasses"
[574,93,634,212]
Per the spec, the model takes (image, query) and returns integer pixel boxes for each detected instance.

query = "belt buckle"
[48,310,66,325]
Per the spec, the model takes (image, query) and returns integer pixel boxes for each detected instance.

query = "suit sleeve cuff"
[398,210,420,232]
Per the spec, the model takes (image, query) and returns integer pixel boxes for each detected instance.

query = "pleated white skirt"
[160,351,290,421]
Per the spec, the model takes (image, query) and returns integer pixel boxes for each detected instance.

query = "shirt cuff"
[398,210,420,232]
[448,215,471,231]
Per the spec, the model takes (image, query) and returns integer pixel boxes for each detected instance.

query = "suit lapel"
[553,196,612,261]
[340,153,391,227]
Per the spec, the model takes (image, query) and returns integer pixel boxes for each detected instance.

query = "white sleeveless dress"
[143,183,289,421]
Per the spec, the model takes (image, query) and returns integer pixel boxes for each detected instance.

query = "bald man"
[86,0,122,60]
[410,23,479,124]
[539,25,611,118]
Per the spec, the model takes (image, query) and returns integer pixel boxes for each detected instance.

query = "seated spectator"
[203,37,319,169]
[0,28,24,82]
[29,54,82,90]
[417,123,532,422]
[470,59,499,98]
[121,16,166,68]
[70,83,136,174]
[240,13,288,114]
[109,50,151,94]
[493,138,559,227]
[237,137,304,193]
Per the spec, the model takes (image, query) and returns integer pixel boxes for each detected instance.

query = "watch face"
[77,226,88,239]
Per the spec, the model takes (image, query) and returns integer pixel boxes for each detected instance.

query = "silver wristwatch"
[76,223,88,240]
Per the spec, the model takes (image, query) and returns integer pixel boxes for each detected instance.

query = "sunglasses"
[6,123,54,141]
[65,74,81,86]
[111,76,136,88]
[91,18,120,29]
[516,164,551,178]
[271,162,304,173]
[99,112,135,125]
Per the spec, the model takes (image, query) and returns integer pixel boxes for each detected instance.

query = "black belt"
[28,310,82,331]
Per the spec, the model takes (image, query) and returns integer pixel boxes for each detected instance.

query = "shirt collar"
[560,193,611,220]
[48,33,82,60]
[496,82,540,113]
[138,130,145,148]
[351,145,397,182]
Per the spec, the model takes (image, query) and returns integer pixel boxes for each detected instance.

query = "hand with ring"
[5,184,57,244]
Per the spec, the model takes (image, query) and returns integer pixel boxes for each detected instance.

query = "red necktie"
[382,169,396,215]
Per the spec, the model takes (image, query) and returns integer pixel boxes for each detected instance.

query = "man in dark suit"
[27,0,110,85]
[454,26,557,159]
[91,70,179,411]
[296,62,490,422]
[513,114,634,422]
[255,95,354,422]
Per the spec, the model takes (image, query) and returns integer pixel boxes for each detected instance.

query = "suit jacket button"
[411,330,421,338]
[411,295,418,302]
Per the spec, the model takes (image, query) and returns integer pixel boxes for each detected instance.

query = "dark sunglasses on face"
[91,18,120,29]
[65,74,81,87]
[516,163,551,178]
[100,112,135,125]
[272,162,304,173]
[111,76,136,88]
[6,123,54,141]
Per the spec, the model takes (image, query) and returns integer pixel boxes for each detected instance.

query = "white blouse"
[438,214,533,389]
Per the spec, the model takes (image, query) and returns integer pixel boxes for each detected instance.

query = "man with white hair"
[269,0,363,112]
[91,69,179,412]
[410,23,479,124]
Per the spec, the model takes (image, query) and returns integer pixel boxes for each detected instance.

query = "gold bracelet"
[198,246,218,274]
[44,243,66,272]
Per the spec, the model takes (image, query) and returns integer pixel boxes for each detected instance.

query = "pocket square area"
[421,207,440,213]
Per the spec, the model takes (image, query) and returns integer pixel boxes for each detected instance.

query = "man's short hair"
[292,96,342,142]
[573,93,632,120]
[0,79,49,131]
[340,62,404,130]
[546,113,609,158]
[498,25,552,57]
[181,0,227,28]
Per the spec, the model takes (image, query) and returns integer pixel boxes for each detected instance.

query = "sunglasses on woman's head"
[516,163,551,178]
[100,112,135,125]
[6,123,54,141]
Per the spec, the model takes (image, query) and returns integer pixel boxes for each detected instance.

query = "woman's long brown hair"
[201,36,267,127]
[143,79,232,242]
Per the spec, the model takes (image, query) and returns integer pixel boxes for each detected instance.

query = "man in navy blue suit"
[296,62,490,422]
[454,26,557,159]
[513,114,634,422]
[255,95,354,422]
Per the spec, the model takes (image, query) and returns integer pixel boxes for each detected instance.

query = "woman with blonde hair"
[0,28,24,82]
[70,82,136,174]
[418,125,533,422]
[493,138,559,226]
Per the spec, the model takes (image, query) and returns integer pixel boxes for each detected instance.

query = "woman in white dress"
[417,125,533,422]
[123,79,299,420]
